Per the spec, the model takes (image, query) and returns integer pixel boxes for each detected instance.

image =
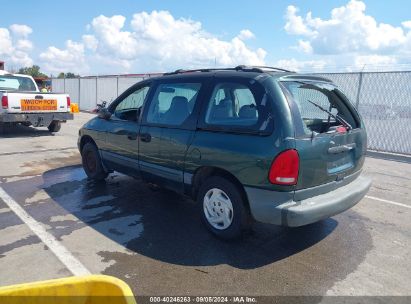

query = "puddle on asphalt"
[20,151,80,176]
[1,165,145,272]
[0,235,40,258]
[39,167,144,244]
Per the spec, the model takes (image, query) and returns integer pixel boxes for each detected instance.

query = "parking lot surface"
[0,112,410,297]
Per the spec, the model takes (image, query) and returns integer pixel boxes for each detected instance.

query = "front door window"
[113,85,150,121]
[146,83,202,126]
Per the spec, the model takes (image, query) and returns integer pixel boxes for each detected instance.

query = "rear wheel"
[48,120,61,132]
[198,176,251,239]
[0,122,14,135]
[81,142,108,181]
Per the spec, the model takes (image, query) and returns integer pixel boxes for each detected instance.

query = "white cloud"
[354,55,397,70]
[275,58,327,72]
[80,10,266,72]
[15,39,33,52]
[0,28,13,54]
[39,40,87,74]
[297,39,313,53]
[284,6,313,36]
[9,24,32,37]
[82,34,98,51]
[280,0,411,71]
[275,54,406,73]
[91,14,139,60]
[10,50,33,68]
[237,29,255,40]
[0,25,33,68]
[285,0,409,54]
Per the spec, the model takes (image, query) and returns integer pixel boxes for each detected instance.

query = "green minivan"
[78,66,371,239]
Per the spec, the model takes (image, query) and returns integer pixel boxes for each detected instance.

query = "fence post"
[95,76,98,109]
[355,72,363,109]
[78,77,81,109]
[116,76,119,97]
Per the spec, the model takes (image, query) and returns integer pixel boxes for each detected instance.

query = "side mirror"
[97,107,112,120]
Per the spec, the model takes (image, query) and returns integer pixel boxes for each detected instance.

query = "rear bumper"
[0,112,73,126]
[245,174,371,227]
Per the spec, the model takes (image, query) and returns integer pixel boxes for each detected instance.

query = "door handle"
[328,143,356,154]
[140,133,151,142]
[127,132,138,140]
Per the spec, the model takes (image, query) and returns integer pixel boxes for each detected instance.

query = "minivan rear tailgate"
[279,77,367,190]
[295,128,367,190]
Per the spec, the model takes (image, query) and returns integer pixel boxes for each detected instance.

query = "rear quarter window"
[200,80,274,134]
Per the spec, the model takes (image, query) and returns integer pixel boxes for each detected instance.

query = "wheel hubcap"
[203,188,234,230]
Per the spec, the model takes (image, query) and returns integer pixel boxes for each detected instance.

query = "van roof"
[149,66,332,83]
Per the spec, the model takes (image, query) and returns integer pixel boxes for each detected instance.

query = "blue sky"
[1,0,411,75]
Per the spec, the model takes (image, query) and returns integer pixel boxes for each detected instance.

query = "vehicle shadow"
[38,165,339,270]
[0,124,53,138]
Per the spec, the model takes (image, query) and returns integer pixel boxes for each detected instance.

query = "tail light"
[268,149,299,185]
[1,96,8,109]
[66,96,71,108]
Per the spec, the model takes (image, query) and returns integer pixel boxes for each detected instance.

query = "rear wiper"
[307,99,352,131]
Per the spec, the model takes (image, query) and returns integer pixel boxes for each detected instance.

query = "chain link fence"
[315,72,411,155]
[51,71,411,155]
[51,75,156,111]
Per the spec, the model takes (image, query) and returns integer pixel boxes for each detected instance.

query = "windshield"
[0,75,37,91]
[281,80,359,135]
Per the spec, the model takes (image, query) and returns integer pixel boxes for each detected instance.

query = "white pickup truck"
[0,70,73,133]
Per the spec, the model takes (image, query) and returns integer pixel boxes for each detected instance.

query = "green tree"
[57,72,79,78]
[18,65,48,78]
[65,72,79,78]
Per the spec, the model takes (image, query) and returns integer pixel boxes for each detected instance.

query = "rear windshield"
[281,81,359,135]
[0,75,37,91]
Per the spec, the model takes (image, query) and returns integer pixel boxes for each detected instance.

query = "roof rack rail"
[163,66,295,76]
[163,68,237,75]
[234,65,295,73]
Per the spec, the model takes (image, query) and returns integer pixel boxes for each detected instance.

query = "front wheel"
[198,176,251,239]
[48,120,61,132]
[81,142,108,181]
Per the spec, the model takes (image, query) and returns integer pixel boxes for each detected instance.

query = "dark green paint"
[79,71,367,199]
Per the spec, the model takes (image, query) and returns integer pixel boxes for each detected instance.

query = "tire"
[48,120,61,132]
[81,142,108,181]
[197,176,251,240]
[0,122,13,135]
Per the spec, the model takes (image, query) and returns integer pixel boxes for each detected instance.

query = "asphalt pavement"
[0,112,410,299]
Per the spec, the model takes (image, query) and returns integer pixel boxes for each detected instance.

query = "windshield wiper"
[307,99,352,131]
